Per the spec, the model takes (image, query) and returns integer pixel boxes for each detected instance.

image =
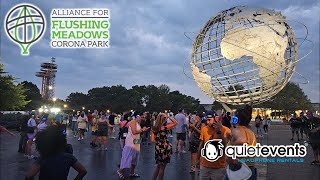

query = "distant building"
[311,103,320,115]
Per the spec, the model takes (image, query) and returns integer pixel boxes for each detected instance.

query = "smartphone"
[215,116,220,122]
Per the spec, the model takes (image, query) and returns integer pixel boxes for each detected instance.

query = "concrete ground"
[0,124,319,180]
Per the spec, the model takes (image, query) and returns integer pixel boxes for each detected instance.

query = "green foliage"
[66,84,204,113]
[257,82,313,113]
[0,64,29,110]
[19,81,43,110]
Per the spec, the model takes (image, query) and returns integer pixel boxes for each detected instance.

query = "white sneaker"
[181,150,187,153]
[28,155,34,159]
[104,147,108,151]
[81,137,84,140]
[78,138,81,141]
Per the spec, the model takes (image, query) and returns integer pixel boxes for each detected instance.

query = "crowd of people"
[1,106,319,180]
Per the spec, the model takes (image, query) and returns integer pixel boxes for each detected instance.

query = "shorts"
[176,133,186,141]
[92,131,97,136]
[291,128,299,133]
[200,166,225,180]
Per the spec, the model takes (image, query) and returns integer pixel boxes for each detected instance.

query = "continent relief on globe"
[191,63,214,98]
[221,14,288,88]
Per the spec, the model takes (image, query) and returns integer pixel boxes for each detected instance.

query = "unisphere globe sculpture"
[191,6,297,105]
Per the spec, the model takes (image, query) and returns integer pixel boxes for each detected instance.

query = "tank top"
[237,126,257,166]
[125,121,141,151]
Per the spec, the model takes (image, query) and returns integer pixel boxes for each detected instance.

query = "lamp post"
[53,97,57,107]
[64,104,67,108]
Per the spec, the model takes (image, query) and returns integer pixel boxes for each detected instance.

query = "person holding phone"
[117,114,148,179]
[151,113,177,180]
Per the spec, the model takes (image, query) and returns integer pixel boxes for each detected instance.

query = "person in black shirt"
[25,126,87,180]
[18,115,29,153]
[306,111,320,165]
[108,112,116,139]
[222,112,232,129]
[289,113,301,141]
[299,112,307,139]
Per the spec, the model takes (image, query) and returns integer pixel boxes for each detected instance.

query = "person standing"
[25,115,37,159]
[117,115,148,179]
[289,113,301,141]
[175,109,188,153]
[197,111,231,180]
[119,118,131,150]
[224,105,257,180]
[222,112,232,129]
[306,111,320,165]
[87,112,93,131]
[151,113,177,180]
[90,114,98,148]
[25,126,87,180]
[37,117,48,132]
[18,115,29,153]
[255,115,263,137]
[189,116,202,173]
[108,112,116,139]
[77,112,88,141]
[299,112,307,139]
[71,114,78,138]
[96,114,113,150]
[263,115,271,134]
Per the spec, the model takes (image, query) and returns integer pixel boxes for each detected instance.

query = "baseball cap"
[205,110,215,118]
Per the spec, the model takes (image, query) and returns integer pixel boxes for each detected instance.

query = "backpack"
[119,121,129,139]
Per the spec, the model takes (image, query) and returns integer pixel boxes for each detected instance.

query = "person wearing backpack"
[119,118,131,150]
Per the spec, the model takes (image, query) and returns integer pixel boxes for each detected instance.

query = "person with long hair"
[25,126,87,180]
[224,105,257,180]
[188,116,202,173]
[96,113,113,151]
[151,113,177,180]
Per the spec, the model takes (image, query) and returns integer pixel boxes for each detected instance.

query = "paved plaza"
[0,124,319,180]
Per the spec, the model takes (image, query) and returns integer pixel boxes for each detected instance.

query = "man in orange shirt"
[198,111,231,180]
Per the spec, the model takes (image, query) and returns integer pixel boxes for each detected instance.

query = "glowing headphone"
[232,116,239,124]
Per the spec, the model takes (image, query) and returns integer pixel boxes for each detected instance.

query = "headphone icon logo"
[201,139,224,162]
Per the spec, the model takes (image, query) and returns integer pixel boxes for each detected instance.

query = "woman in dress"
[96,113,113,150]
[151,113,177,180]
[117,115,148,179]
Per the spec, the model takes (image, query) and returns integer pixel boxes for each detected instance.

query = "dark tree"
[19,81,42,110]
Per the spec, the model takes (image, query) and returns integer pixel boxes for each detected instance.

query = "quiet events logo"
[51,8,110,48]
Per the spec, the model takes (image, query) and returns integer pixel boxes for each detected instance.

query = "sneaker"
[81,137,84,140]
[104,147,108,151]
[28,155,34,160]
[311,160,320,165]
[78,138,81,141]
[73,135,77,138]
[111,136,116,139]
[181,150,187,153]
[24,154,29,157]
[189,166,196,173]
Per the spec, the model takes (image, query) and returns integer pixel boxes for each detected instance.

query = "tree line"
[0,63,314,114]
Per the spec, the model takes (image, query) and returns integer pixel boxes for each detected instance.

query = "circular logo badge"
[5,4,46,55]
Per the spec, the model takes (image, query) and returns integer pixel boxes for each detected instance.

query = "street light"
[53,97,57,107]
[82,107,85,110]
[48,85,53,90]
[64,104,67,108]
